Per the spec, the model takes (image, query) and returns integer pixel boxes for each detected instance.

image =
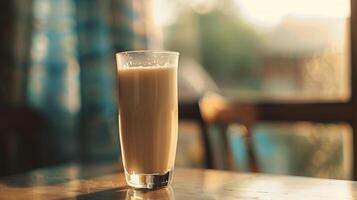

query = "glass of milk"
[116,50,179,189]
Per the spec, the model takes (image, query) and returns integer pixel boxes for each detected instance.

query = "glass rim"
[116,50,179,56]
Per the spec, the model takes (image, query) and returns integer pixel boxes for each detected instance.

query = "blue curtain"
[25,0,152,163]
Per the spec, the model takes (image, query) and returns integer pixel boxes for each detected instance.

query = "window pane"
[154,0,351,102]
[250,122,352,179]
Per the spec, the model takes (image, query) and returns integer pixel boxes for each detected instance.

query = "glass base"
[125,170,173,189]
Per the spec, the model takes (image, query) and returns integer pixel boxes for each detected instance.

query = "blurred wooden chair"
[179,102,214,169]
[199,93,259,172]
[0,105,45,176]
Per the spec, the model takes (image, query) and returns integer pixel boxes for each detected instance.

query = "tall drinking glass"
[116,50,179,189]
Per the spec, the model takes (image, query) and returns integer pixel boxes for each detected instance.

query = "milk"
[118,66,178,174]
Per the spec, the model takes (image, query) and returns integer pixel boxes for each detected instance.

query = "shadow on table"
[62,186,175,200]
[61,187,129,200]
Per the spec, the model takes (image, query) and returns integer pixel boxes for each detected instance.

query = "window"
[156,0,357,179]
[153,0,350,102]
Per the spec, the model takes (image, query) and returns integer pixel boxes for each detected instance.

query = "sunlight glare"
[235,0,350,26]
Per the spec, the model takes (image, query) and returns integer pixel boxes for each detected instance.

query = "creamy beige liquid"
[118,66,178,174]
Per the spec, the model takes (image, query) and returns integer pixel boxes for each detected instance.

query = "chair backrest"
[199,93,259,172]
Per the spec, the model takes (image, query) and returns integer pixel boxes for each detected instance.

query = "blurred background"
[0,0,354,180]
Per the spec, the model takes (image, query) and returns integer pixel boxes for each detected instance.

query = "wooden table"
[1,162,357,200]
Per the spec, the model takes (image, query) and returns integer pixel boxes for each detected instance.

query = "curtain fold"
[76,0,118,161]
[28,0,80,162]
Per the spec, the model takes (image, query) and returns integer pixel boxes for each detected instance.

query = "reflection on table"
[0,162,356,199]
